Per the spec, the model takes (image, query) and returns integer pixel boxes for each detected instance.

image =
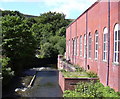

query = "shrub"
[1,57,14,86]
[74,65,85,72]
[63,81,120,98]
[87,71,98,78]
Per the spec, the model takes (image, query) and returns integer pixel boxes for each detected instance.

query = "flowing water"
[2,67,63,98]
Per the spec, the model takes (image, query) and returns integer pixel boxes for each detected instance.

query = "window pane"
[90,38,92,43]
[96,36,98,42]
[114,53,117,62]
[95,44,98,50]
[105,52,107,60]
[115,42,117,51]
[118,42,120,51]
[104,34,107,41]
[95,52,98,58]
[118,53,119,62]
[103,52,105,60]
[89,52,91,57]
[88,34,91,58]
[115,31,117,40]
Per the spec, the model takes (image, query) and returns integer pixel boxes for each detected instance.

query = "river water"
[2,67,63,98]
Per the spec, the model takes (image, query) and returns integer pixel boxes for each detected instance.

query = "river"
[2,67,63,98]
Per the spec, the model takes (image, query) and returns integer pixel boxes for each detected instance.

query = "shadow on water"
[2,67,63,98]
[25,69,63,97]
[31,57,58,68]
[2,56,62,98]
[36,70,58,77]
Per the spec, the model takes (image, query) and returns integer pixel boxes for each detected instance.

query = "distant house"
[66,0,120,91]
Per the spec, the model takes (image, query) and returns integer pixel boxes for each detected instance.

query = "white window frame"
[84,34,86,58]
[80,36,82,56]
[68,40,70,57]
[103,28,108,61]
[95,31,98,60]
[88,33,92,58]
[114,24,120,64]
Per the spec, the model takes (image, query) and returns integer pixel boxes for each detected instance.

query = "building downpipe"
[107,0,110,86]
[85,12,88,70]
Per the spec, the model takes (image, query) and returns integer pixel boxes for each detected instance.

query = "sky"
[0,0,98,19]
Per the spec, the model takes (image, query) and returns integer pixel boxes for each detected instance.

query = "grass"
[61,70,89,78]
[60,65,98,78]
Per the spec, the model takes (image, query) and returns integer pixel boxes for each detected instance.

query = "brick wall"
[65,0,120,92]
[58,71,98,92]
[58,72,65,92]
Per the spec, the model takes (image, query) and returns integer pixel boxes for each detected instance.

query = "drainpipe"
[107,0,110,86]
[70,26,71,62]
[75,21,77,64]
[85,12,88,70]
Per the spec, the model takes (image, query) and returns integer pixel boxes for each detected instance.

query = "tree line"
[0,10,71,85]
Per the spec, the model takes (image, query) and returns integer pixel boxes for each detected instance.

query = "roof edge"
[66,0,101,28]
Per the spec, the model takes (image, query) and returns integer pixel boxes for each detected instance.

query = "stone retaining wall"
[59,71,98,92]
[58,55,76,72]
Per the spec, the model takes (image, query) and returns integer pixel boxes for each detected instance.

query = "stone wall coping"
[64,77,98,80]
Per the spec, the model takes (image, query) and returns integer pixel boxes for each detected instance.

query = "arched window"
[95,31,98,60]
[84,34,86,58]
[103,28,108,61]
[80,35,82,56]
[114,24,120,64]
[88,33,92,58]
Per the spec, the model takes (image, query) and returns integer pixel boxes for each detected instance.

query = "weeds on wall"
[64,81,120,97]
[60,65,98,78]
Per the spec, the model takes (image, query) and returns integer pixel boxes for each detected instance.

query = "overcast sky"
[0,0,98,19]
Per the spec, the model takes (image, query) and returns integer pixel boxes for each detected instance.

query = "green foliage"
[1,10,71,75]
[87,71,98,78]
[38,42,57,58]
[56,27,66,36]
[31,11,71,58]
[2,10,24,18]
[2,14,37,73]
[0,57,14,85]
[49,36,66,55]
[74,65,85,72]
[60,64,98,78]
[64,81,120,98]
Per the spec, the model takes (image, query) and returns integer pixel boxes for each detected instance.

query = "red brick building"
[66,0,120,91]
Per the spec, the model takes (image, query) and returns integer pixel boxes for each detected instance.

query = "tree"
[38,42,58,58]
[2,10,24,18]
[2,15,37,73]
[31,11,71,58]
